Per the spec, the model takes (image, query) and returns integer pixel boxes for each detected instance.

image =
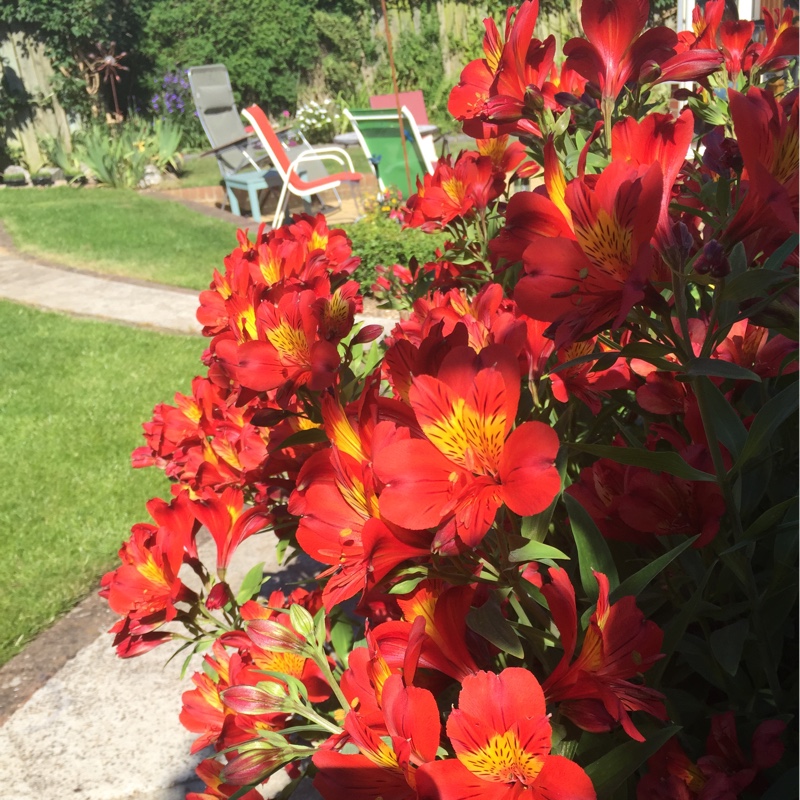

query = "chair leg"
[273,183,290,228]
[247,185,262,223]
[226,185,241,217]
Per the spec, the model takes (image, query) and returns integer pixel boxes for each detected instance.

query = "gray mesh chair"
[187,64,282,220]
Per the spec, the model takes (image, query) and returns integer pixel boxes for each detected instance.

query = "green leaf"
[330,617,354,665]
[466,598,524,658]
[761,767,800,800]
[709,618,749,676]
[388,574,426,594]
[721,269,793,303]
[269,427,329,452]
[610,537,698,603]
[552,108,571,137]
[683,358,761,382]
[564,494,619,602]
[653,565,715,683]
[692,377,748,460]
[742,497,798,541]
[568,443,716,482]
[236,562,266,605]
[508,539,570,563]
[584,725,681,795]
[733,383,799,474]
[763,233,799,271]
[727,241,747,279]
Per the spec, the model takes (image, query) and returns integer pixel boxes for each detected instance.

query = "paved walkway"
[0,232,395,800]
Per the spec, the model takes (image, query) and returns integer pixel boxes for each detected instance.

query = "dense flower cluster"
[103,0,797,797]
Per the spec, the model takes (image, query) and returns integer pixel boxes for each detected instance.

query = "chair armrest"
[288,150,348,173]
[301,145,356,173]
[198,134,251,158]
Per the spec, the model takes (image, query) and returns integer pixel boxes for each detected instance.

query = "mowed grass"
[0,187,238,291]
[0,300,203,666]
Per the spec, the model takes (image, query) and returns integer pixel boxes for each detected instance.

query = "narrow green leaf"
[709,619,749,676]
[330,618,354,665]
[652,565,715,683]
[466,599,524,658]
[733,383,799,474]
[763,233,799,271]
[683,358,761,382]
[610,537,698,603]
[721,269,793,303]
[553,108,571,137]
[568,443,716,482]
[269,427,329,452]
[564,494,619,602]
[236,562,266,605]
[585,725,681,795]
[692,377,747,459]
[388,574,426,594]
[742,497,798,541]
[760,767,800,800]
[508,539,570,563]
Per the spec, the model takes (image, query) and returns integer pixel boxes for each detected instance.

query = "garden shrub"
[344,213,445,293]
[140,0,318,115]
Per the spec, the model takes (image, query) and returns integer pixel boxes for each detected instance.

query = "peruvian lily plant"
[101,0,798,797]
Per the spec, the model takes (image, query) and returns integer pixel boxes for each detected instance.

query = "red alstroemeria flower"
[719,18,756,78]
[375,346,561,548]
[637,714,786,800]
[192,487,272,575]
[754,7,800,73]
[548,338,633,414]
[404,151,506,231]
[724,87,799,245]
[563,0,676,105]
[187,756,263,800]
[415,668,596,800]
[515,160,663,346]
[482,0,558,135]
[611,109,695,252]
[448,7,517,138]
[289,393,431,609]
[371,581,482,683]
[215,289,341,398]
[542,566,666,741]
[100,507,196,626]
[314,675,440,800]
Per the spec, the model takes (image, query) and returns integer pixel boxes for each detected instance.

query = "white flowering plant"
[294,99,340,144]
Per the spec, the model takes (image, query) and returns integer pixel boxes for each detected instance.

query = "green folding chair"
[343,107,436,196]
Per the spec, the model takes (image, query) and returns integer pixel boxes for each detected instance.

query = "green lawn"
[0,187,238,291]
[175,153,225,188]
[0,300,202,665]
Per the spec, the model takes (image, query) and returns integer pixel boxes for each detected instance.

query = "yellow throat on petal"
[459,730,544,785]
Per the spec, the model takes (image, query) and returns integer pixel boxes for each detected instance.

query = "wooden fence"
[0,28,72,172]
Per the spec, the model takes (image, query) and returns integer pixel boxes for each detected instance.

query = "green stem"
[693,378,745,542]
[311,649,352,712]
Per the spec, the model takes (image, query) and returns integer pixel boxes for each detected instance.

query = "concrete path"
[0,232,397,800]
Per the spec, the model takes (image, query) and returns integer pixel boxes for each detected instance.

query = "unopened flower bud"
[222,683,288,715]
[673,221,695,261]
[638,60,661,85]
[205,581,231,610]
[524,85,545,115]
[289,604,316,640]
[247,618,306,653]
[693,240,730,277]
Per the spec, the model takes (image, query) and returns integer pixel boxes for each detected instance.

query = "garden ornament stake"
[380,0,413,196]
[88,41,128,122]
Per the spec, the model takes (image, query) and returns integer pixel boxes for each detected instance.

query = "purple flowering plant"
[149,70,205,150]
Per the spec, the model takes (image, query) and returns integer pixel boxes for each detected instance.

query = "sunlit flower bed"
[100,0,798,796]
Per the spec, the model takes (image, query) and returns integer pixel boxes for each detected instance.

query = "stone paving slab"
[0,535,319,800]
[0,259,203,335]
